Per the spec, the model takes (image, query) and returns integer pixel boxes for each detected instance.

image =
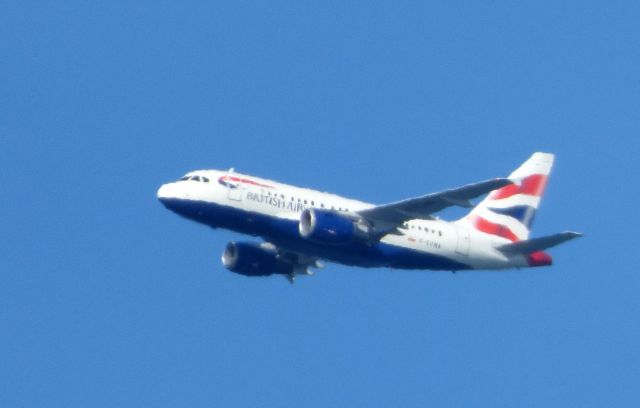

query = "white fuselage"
[158,169,531,271]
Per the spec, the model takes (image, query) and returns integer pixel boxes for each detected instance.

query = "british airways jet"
[157,152,581,282]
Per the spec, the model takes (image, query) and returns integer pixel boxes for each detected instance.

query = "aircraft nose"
[157,183,173,203]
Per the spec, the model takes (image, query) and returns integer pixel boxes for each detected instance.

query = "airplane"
[157,152,581,282]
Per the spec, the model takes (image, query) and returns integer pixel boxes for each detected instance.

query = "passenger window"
[202,177,210,183]
[192,176,201,182]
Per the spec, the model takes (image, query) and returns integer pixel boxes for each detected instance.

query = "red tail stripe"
[527,251,552,267]
[489,174,548,200]
[469,215,519,242]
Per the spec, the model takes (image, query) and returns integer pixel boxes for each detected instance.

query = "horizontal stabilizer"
[497,231,583,255]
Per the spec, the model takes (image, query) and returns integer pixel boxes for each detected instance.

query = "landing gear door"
[455,225,470,256]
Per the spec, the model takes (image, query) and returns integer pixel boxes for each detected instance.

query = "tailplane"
[497,231,583,255]
[461,152,554,242]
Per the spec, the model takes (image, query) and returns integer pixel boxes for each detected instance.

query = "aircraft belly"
[162,198,472,270]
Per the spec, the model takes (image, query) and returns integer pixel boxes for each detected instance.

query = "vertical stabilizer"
[461,152,554,242]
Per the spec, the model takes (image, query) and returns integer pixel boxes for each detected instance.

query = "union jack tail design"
[462,152,555,242]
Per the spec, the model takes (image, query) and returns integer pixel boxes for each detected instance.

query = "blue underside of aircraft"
[159,198,472,271]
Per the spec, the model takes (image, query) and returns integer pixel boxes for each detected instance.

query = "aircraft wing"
[357,178,512,225]
[261,242,324,283]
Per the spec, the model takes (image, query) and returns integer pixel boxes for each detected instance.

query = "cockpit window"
[178,175,210,182]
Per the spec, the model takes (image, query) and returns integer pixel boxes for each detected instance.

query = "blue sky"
[2,1,639,406]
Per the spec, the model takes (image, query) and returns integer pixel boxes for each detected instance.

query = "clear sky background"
[2,1,639,407]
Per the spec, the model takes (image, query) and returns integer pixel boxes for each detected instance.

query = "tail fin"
[461,152,555,242]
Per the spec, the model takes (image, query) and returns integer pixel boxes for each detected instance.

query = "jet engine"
[221,242,292,277]
[299,208,371,245]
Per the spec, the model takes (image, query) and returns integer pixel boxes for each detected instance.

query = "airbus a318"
[158,152,581,282]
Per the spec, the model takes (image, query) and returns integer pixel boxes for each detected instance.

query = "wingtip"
[491,177,514,188]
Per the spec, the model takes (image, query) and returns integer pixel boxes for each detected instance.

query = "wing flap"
[268,243,324,283]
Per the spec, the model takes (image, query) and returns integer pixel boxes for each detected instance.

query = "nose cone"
[157,181,194,211]
[157,183,178,208]
[157,181,202,220]
[157,183,171,201]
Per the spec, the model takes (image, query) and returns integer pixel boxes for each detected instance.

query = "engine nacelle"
[221,242,292,277]
[299,208,371,245]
